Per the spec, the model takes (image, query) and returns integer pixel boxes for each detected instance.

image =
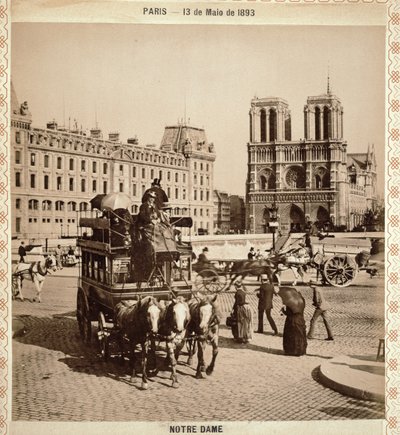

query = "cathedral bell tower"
[303,81,344,141]
[249,97,291,143]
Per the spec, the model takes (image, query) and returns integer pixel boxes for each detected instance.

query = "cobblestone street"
[12,268,385,422]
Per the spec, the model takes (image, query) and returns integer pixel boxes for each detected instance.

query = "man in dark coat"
[255,274,278,335]
[18,241,26,263]
[142,178,169,210]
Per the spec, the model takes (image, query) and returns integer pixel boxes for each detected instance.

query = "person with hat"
[247,247,256,260]
[159,201,172,229]
[231,280,253,343]
[142,178,169,211]
[197,247,210,265]
[307,282,334,341]
[18,241,27,263]
[255,274,278,335]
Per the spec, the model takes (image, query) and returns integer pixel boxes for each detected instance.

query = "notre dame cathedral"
[245,86,378,234]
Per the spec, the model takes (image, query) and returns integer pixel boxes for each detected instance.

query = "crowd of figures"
[227,277,333,357]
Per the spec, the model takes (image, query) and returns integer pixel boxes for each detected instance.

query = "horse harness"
[13,260,49,281]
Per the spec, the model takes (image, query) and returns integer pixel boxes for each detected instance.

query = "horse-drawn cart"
[76,204,194,354]
[275,235,376,288]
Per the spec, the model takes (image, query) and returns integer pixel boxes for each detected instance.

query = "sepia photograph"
[5,2,391,434]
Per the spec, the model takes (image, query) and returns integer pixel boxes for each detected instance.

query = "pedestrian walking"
[255,274,278,335]
[232,280,253,344]
[54,244,63,270]
[18,241,26,263]
[276,286,307,356]
[307,282,334,341]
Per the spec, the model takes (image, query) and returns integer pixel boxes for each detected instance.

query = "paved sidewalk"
[319,354,385,403]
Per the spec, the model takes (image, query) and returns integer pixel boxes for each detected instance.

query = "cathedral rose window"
[285,166,306,188]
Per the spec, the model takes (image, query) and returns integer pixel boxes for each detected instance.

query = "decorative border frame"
[0,0,9,434]
[387,2,400,433]
[0,0,398,434]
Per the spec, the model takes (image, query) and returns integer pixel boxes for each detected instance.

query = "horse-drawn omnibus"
[76,194,194,347]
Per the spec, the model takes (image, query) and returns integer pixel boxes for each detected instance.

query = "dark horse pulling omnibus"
[76,197,194,350]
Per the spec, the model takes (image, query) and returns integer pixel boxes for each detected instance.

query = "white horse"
[12,255,57,302]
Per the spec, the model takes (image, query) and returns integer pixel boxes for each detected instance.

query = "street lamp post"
[267,202,279,253]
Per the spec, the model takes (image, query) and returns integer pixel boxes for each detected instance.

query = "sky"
[11,23,385,196]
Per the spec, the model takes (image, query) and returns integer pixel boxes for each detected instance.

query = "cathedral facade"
[11,84,215,240]
[246,89,377,234]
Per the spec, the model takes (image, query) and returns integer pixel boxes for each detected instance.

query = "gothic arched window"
[260,109,267,142]
[269,109,277,141]
[315,107,321,140]
[323,106,330,140]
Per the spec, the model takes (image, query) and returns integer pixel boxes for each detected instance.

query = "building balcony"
[249,189,336,203]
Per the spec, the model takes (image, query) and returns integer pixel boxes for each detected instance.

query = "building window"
[103,163,108,175]
[194,162,197,170]
[57,176,62,190]
[175,188,179,199]
[68,201,77,212]
[42,200,52,211]
[150,169,154,179]
[30,174,36,188]
[16,198,21,209]
[55,200,64,211]
[80,202,88,212]
[16,217,21,233]
[132,166,136,177]
[69,158,74,170]
[167,187,170,198]
[92,180,97,192]
[182,189,186,200]
[132,184,137,197]
[57,157,62,169]
[103,181,107,194]
[167,171,171,181]
[81,160,86,171]
[200,209,203,217]
[175,173,179,183]
[194,209,197,216]
[194,190,197,201]
[92,161,97,173]
[15,131,21,144]
[44,175,49,190]
[200,191,203,201]
[183,174,186,183]
[81,179,86,192]
[44,155,49,168]
[200,175,203,186]
[69,177,74,191]
[119,164,123,175]
[15,150,21,164]
[15,172,21,187]
[119,182,123,192]
[29,199,39,210]
[206,191,209,201]
[142,168,146,178]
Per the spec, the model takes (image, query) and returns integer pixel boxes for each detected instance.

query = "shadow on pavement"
[13,314,202,388]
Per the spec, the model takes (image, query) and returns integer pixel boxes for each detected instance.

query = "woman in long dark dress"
[277,286,307,356]
[232,280,253,343]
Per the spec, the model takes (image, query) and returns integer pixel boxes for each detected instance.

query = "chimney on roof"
[108,132,120,142]
[47,121,58,130]
[90,128,102,139]
[127,137,138,145]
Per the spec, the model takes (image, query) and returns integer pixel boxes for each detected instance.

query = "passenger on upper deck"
[137,191,160,227]
[142,178,169,211]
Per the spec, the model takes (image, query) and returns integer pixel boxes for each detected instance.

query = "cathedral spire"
[327,64,331,95]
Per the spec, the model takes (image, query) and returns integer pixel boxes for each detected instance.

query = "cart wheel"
[194,273,207,292]
[97,311,110,361]
[215,274,227,292]
[323,255,358,287]
[76,289,92,344]
[201,269,221,294]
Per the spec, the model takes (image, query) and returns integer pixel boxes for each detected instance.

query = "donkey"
[115,296,161,390]
[12,255,57,302]
[158,296,191,388]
